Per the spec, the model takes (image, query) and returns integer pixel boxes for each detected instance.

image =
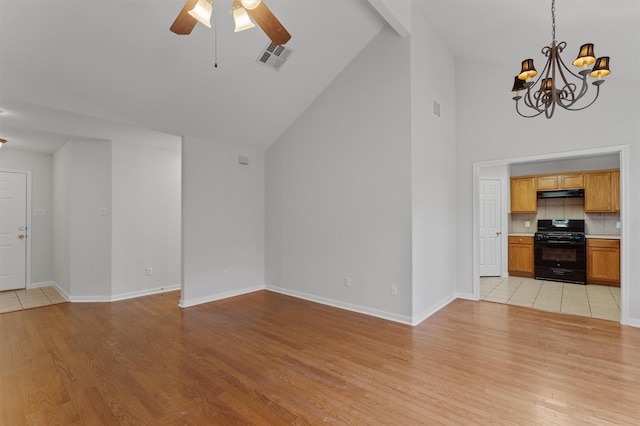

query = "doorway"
[472,146,628,323]
[0,170,30,291]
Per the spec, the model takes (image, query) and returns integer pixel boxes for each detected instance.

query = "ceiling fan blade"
[170,0,199,35]
[245,1,291,45]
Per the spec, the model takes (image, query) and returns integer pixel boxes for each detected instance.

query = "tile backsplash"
[510,198,620,235]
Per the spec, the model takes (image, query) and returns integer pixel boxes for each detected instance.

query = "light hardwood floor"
[1,290,639,425]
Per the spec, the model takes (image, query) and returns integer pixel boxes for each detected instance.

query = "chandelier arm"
[559,84,602,112]
[544,99,557,118]
[554,62,585,108]
[521,54,553,112]
[515,99,546,118]
[556,51,584,80]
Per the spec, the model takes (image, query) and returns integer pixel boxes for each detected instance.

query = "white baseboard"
[111,284,181,302]
[266,285,414,325]
[622,317,640,328]
[62,283,181,303]
[179,285,265,308]
[28,281,57,289]
[411,294,458,326]
[456,292,476,301]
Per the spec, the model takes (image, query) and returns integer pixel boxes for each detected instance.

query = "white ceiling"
[1,0,638,154]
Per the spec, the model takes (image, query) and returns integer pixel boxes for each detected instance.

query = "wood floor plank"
[1,290,640,425]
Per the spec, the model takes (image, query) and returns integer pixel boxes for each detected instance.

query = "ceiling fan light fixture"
[240,0,261,10]
[188,0,213,28]
[233,2,255,32]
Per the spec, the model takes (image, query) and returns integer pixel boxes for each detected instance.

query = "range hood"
[537,188,584,199]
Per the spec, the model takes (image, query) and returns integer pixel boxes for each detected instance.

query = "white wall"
[410,6,458,321]
[181,136,265,307]
[265,26,413,323]
[68,140,112,298]
[455,57,640,325]
[53,142,71,295]
[0,149,53,285]
[111,142,181,298]
[511,155,620,176]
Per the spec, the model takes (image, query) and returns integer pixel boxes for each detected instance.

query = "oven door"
[534,240,586,284]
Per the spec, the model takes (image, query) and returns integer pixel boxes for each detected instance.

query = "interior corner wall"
[410,7,458,321]
[0,149,53,285]
[111,142,181,298]
[53,142,72,295]
[455,57,640,323]
[265,26,413,322]
[68,140,112,299]
[181,136,265,307]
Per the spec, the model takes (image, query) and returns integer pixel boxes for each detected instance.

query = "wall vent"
[238,155,249,165]
[257,42,293,71]
[433,99,441,118]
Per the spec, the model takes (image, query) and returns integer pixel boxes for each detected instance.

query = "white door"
[0,171,27,291]
[479,179,502,276]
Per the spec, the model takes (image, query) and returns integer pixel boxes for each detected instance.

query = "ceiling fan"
[170,0,291,46]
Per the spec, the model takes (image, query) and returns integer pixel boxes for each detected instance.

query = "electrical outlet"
[525,221,530,228]
[390,285,398,295]
[616,221,621,229]
[344,277,351,287]
[146,267,153,276]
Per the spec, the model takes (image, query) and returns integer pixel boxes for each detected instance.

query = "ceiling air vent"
[257,42,293,71]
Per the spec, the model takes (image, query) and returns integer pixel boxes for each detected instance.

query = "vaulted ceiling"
[1,0,638,154]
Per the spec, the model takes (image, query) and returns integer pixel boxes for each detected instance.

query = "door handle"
[496,231,502,236]
[18,234,25,240]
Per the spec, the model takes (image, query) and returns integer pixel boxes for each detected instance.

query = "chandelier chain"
[551,0,556,44]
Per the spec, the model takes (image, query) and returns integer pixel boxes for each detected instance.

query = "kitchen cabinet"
[508,236,534,278]
[612,170,620,212]
[536,173,584,190]
[510,177,537,213]
[585,170,619,212]
[587,238,620,286]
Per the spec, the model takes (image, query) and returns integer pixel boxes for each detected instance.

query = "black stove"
[534,219,586,284]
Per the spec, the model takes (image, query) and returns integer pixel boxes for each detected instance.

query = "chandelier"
[511,0,610,118]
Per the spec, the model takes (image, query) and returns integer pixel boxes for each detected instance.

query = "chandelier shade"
[590,57,610,79]
[573,43,596,68]
[511,76,527,94]
[518,59,538,81]
[511,0,610,118]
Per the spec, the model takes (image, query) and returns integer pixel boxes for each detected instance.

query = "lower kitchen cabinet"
[587,239,620,287]
[508,236,534,278]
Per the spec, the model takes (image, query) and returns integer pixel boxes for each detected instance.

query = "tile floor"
[0,286,68,314]
[480,276,620,322]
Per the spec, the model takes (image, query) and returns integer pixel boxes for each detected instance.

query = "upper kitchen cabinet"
[585,170,620,212]
[612,170,620,212]
[536,173,584,190]
[510,177,537,213]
